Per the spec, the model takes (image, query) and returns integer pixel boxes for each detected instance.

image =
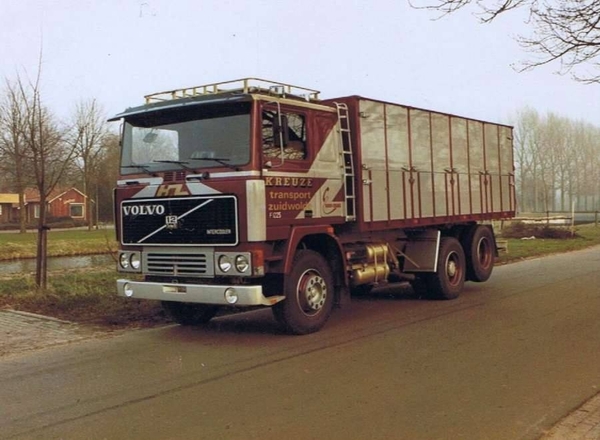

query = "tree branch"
[413,0,600,83]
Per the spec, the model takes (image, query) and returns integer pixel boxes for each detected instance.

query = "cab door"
[260,102,344,226]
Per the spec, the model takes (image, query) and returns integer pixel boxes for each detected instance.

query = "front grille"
[163,171,185,182]
[121,195,238,246]
[144,252,214,277]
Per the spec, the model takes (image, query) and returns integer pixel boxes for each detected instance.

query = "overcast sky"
[2,0,599,127]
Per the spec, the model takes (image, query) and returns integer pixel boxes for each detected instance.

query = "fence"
[516,211,599,227]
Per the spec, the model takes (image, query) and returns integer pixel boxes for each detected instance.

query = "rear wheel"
[272,250,334,335]
[422,237,466,300]
[464,225,495,282]
[162,302,218,326]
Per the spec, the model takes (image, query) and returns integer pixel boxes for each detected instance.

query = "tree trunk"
[18,193,26,233]
[86,178,93,231]
[35,196,48,289]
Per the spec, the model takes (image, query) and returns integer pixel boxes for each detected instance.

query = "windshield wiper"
[189,157,239,171]
[122,164,157,176]
[153,160,196,171]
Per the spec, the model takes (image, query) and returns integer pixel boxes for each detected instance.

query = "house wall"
[0,203,21,223]
[25,204,37,223]
[21,188,89,223]
[0,203,11,223]
[49,189,87,220]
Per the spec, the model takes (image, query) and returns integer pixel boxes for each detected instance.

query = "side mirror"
[273,114,289,147]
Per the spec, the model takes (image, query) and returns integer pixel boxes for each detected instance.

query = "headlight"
[218,255,232,272]
[224,288,238,304]
[123,282,134,297]
[235,255,249,273]
[130,253,141,270]
[119,252,129,269]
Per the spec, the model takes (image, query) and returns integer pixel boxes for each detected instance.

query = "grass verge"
[497,223,600,265]
[0,228,117,260]
[0,267,169,329]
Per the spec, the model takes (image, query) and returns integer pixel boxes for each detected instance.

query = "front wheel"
[162,301,218,326]
[272,250,334,335]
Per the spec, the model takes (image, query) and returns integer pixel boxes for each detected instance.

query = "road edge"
[541,392,600,439]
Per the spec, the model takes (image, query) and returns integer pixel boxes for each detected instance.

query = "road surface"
[1,246,599,440]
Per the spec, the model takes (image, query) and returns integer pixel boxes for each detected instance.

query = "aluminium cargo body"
[111,78,515,335]
[330,95,515,229]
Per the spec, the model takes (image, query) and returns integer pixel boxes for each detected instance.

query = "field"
[0,228,118,260]
[497,223,600,264]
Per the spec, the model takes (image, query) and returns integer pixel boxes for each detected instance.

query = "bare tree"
[71,99,108,230]
[414,1,600,83]
[415,0,532,21]
[0,79,33,233]
[95,132,121,222]
[574,121,600,210]
[512,107,539,211]
[15,69,78,288]
[512,107,600,213]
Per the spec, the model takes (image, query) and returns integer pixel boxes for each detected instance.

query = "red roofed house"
[23,187,89,222]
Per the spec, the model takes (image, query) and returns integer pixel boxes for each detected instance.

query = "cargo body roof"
[324,95,512,129]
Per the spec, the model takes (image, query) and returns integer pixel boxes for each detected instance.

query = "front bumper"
[117,279,284,307]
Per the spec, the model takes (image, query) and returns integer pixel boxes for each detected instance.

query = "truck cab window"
[262,110,307,161]
[120,103,251,175]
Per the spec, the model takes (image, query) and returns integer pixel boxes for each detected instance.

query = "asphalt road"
[1,246,599,440]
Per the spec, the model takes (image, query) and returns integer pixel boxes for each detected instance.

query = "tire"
[272,250,334,335]
[424,237,466,300]
[162,301,218,326]
[464,225,495,282]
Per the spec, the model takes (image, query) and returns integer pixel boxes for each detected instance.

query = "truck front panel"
[120,195,238,246]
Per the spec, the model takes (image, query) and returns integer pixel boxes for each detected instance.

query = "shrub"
[0,222,21,231]
[501,222,577,239]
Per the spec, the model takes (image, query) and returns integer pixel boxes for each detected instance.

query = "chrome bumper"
[116,279,283,307]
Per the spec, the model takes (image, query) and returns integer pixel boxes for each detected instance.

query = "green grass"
[0,227,158,328]
[0,267,167,328]
[0,228,118,260]
[497,223,600,265]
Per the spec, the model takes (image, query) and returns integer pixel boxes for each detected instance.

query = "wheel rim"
[296,269,328,316]
[445,251,462,286]
[476,237,493,269]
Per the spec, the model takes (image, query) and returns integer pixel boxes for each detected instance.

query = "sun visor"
[107,95,250,122]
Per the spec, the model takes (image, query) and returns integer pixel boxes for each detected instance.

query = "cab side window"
[262,110,307,161]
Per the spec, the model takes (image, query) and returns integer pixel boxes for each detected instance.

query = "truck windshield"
[120,102,251,175]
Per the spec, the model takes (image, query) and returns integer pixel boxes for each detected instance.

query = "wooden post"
[570,202,575,237]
